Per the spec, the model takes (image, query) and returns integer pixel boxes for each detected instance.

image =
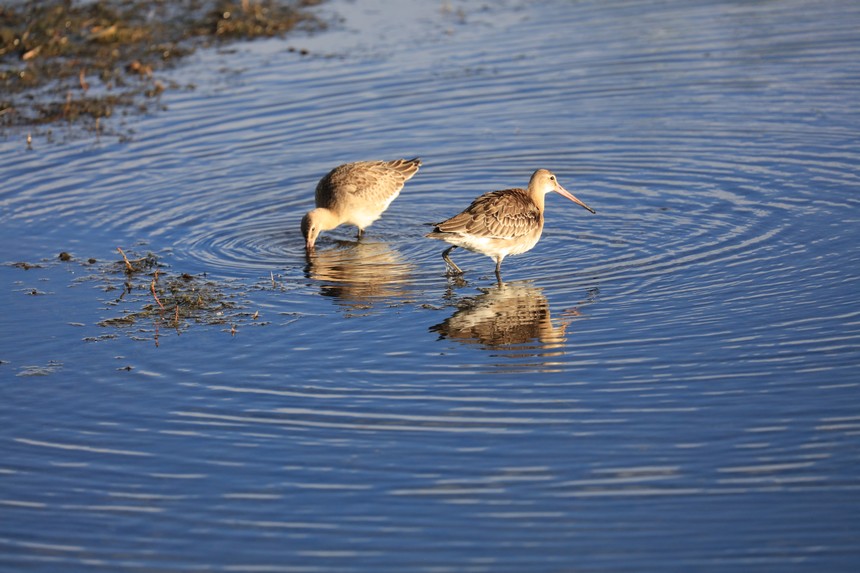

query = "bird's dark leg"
[356,228,364,240]
[442,246,463,274]
[494,257,503,285]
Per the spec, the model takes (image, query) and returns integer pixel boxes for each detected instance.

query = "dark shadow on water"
[303,239,416,317]
[430,280,599,369]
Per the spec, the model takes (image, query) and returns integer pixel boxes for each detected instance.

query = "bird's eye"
[549,175,555,181]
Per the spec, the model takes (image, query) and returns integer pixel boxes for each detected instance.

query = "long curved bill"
[555,184,596,214]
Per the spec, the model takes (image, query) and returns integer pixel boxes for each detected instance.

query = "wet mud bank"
[0,0,323,137]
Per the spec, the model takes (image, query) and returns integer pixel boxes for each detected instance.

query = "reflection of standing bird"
[301,158,422,250]
[426,169,595,281]
[429,281,569,352]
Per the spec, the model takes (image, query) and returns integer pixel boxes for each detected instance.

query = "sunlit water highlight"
[1,0,859,571]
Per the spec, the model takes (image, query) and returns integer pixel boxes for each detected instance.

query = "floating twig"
[151,269,165,311]
[63,90,72,118]
[117,247,134,273]
[22,45,42,61]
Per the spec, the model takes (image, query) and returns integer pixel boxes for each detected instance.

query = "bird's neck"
[312,207,343,231]
[528,189,547,214]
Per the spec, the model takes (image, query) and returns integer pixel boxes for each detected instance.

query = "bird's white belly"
[345,192,400,229]
[348,210,381,229]
[451,232,541,259]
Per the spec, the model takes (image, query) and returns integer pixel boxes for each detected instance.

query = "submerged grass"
[7,247,275,345]
[96,247,259,342]
[0,0,322,135]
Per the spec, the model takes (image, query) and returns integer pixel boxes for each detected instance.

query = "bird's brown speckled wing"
[433,189,541,239]
[315,158,421,209]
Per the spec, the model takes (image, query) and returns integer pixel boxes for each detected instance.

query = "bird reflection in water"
[304,239,415,316]
[430,281,598,369]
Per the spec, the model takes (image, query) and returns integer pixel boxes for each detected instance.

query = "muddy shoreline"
[0,0,322,138]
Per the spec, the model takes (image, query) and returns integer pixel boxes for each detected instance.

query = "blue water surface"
[1,0,859,571]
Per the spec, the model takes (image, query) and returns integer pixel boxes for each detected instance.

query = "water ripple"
[2,0,860,570]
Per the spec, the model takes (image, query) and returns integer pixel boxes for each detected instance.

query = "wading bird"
[426,169,595,282]
[302,158,422,250]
